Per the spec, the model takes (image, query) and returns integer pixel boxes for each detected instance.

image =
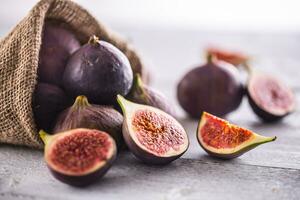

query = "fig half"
[53,96,124,148]
[117,95,189,165]
[40,128,116,186]
[63,35,133,105]
[197,112,276,159]
[247,72,295,122]
[127,74,176,117]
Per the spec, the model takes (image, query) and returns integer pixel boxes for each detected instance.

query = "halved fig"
[117,95,189,164]
[197,112,276,159]
[247,72,295,122]
[39,128,116,186]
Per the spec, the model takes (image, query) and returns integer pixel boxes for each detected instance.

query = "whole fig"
[38,21,80,86]
[177,55,244,118]
[127,74,176,117]
[63,35,133,105]
[33,83,72,132]
[53,95,124,148]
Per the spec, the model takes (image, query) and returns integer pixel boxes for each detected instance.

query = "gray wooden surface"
[1,26,300,200]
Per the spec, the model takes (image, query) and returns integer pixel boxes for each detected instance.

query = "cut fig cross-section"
[40,128,116,186]
[117,95,189,165]
[197,112,276,159]
[247,72,295,122]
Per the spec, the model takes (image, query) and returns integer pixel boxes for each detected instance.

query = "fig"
[197,112,276,159]
[206,47,296,122]
[53,96,124,148]
[206,47,249,66]
[177,55,244,118]
[33,83,72,132]
[38,21,80,86]
[39,128,117,186]
[63,35,133,105]
[247,71,295,122]
[127,74,176,117]
[117,95,189,165]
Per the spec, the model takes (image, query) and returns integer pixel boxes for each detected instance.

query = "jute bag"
[0,0,144,148]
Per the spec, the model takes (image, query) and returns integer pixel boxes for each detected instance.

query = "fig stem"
[206,52,217,63]
[73,95,91,109]
[88,35,100,46]
[39,130,50,144]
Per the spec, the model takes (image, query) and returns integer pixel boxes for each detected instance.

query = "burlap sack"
[0,0,145,148]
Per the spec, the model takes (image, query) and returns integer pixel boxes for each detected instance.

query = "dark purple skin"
[33,83,72,132]
[48,151,116,187]
[38,22,80,86]
[127,75,176,117]
[63,36,133,105]
[53,96,124,149]
[177,60,244,118]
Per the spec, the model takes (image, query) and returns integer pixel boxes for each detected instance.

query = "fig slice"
[247,72,295,122]
[117,95,189,165]
[197,112,276,159]
[40,128,116,186]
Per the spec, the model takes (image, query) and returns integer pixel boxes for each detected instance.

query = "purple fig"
[53,96,124,148]
[127,74,176,117]
[38,21,80,86]
[63,35,133,105]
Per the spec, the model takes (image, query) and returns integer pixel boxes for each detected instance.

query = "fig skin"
[38,21,80,86]
[117,95,189,165]
[63,35,133,105]
[246,72,295,123]
[53,96,124,149]
[177,56,244,118]
[197,112,277,159]
[40,129,117,187]
[127,74,176,117]
[33,83,72,132]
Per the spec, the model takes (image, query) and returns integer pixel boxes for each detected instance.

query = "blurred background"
[1,0,299,118]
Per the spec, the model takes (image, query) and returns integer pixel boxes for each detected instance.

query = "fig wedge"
[40,128,116,186]
[197,112,276,159]
[117,95,189,165]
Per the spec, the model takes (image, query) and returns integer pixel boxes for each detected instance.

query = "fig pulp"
[63,35,133,105]
[33,83,72,132]
[127,74,176,117]
[206,47,249,66]
[117,95,189,164]
[38,21,80,86]
[40,128,116,186]
[177,55,244,118]
[247,72,295,122]
[197,112,276,159]
[53,96,124,148]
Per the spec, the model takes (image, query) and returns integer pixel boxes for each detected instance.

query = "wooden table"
[1,27,299,200]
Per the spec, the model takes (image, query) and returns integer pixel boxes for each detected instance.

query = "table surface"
[1,26,300,200]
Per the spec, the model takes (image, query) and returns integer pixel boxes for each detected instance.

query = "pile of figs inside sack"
[34,21,295,186]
